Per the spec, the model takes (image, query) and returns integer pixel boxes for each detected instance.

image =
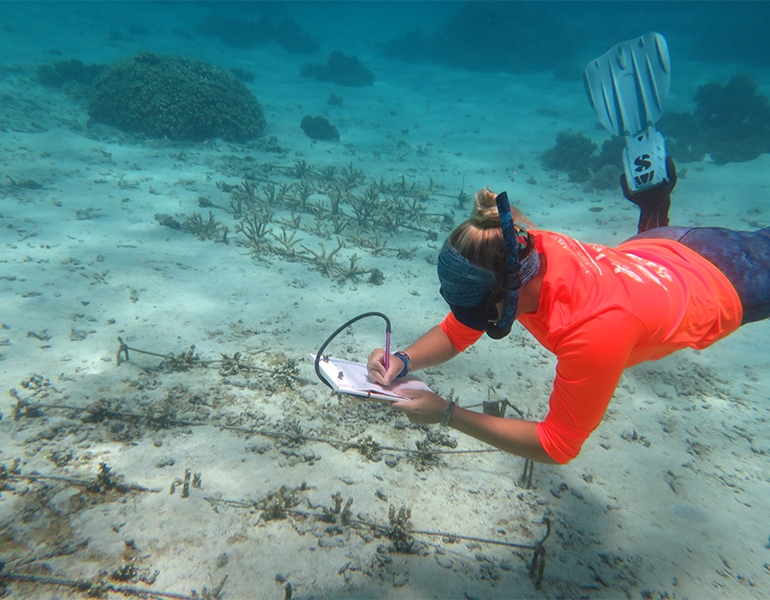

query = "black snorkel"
[485,191,522,340]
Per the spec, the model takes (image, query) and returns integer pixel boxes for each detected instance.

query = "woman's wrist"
[393,351,411,378]
[441,400,457,427]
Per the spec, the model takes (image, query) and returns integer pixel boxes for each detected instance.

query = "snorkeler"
[366,32,770,465]
[367,176,770,464]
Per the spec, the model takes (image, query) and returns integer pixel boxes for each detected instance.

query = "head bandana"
[436,191,540,338]
[437,240,501,331]
[437,240,496,307]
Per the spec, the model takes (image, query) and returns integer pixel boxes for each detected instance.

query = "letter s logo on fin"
[634,154,653,172]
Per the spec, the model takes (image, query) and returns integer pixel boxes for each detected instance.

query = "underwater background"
[1,1,769,598]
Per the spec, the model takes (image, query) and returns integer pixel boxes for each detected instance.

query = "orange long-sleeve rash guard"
[439,230,743,464]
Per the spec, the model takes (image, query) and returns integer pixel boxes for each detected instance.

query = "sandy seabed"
[1,2,770,599]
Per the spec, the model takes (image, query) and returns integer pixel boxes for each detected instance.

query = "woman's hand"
[394,389,557,464]
[367,348,404,386]
[390,388,448,425]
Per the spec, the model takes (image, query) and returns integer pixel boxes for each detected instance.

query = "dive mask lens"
[448,292,501,331]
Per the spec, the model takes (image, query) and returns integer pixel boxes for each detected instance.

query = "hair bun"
[470,187,500,227]
[469,187,536,230]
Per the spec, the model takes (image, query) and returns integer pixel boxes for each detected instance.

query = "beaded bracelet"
[393,351,411,378]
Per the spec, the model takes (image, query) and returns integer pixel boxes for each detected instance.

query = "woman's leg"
[624,226,693,243]
[678,227,770,324]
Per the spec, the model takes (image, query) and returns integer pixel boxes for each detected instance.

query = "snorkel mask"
[437,191,540,339]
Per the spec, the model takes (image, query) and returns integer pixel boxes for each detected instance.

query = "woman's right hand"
[367,348,402,386]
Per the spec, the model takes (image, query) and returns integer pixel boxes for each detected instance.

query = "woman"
[367,160,770,464]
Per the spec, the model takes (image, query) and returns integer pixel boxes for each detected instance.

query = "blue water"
[1,2,769,599]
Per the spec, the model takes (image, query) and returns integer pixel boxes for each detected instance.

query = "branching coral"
[319,492,354,525]
[338,162,367,190]
[300,239,344,278]
[329,213,350,235]
[271,227,303,257]
[258,483,309,521]
[159,345,202,372]
[349,185,379,227]
[226,180,261,217]
[387,505,416,553]
[335,254,370,283]
[209,164,450,283]
[182,212,228,242]
[235,211,273,251]
[290,159,314,180]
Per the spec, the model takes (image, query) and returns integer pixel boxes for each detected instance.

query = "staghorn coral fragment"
[335,254,370,283]
[300,238,345,278]
[235,210,274,252]
[159,345,202,372]
[182,211,228,242]
[271,227,303,257]
[387,505,416,553]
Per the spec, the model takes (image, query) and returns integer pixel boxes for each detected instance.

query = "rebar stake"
[519,458,534,489]
[116,337,129,366]
[529,517,551,589]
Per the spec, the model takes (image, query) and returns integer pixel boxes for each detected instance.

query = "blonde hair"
[449,187,535,276]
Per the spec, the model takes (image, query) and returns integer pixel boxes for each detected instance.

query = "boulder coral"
[300,51,374,87]
[300,115,339,141]
[660,74,770,164]
[541,131,598,183]
[87,53,266,143]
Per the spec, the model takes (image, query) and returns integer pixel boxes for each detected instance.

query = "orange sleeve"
[439,312,485,352]
[537,309,645,464]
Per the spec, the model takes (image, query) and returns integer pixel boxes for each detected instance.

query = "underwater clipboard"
[308,354,431,403]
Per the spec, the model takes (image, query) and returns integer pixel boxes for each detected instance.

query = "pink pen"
[384,330,391,374]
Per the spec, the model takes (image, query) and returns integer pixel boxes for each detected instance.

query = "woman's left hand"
[390,388,448,425]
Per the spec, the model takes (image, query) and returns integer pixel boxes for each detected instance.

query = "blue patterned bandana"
[437,240,497,307]
[436,195,540,337]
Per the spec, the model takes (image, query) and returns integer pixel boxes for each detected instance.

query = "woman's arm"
[392,388,557,464]
[404,324,460,370]
[387,310,642,465]
[367,325,459,385]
